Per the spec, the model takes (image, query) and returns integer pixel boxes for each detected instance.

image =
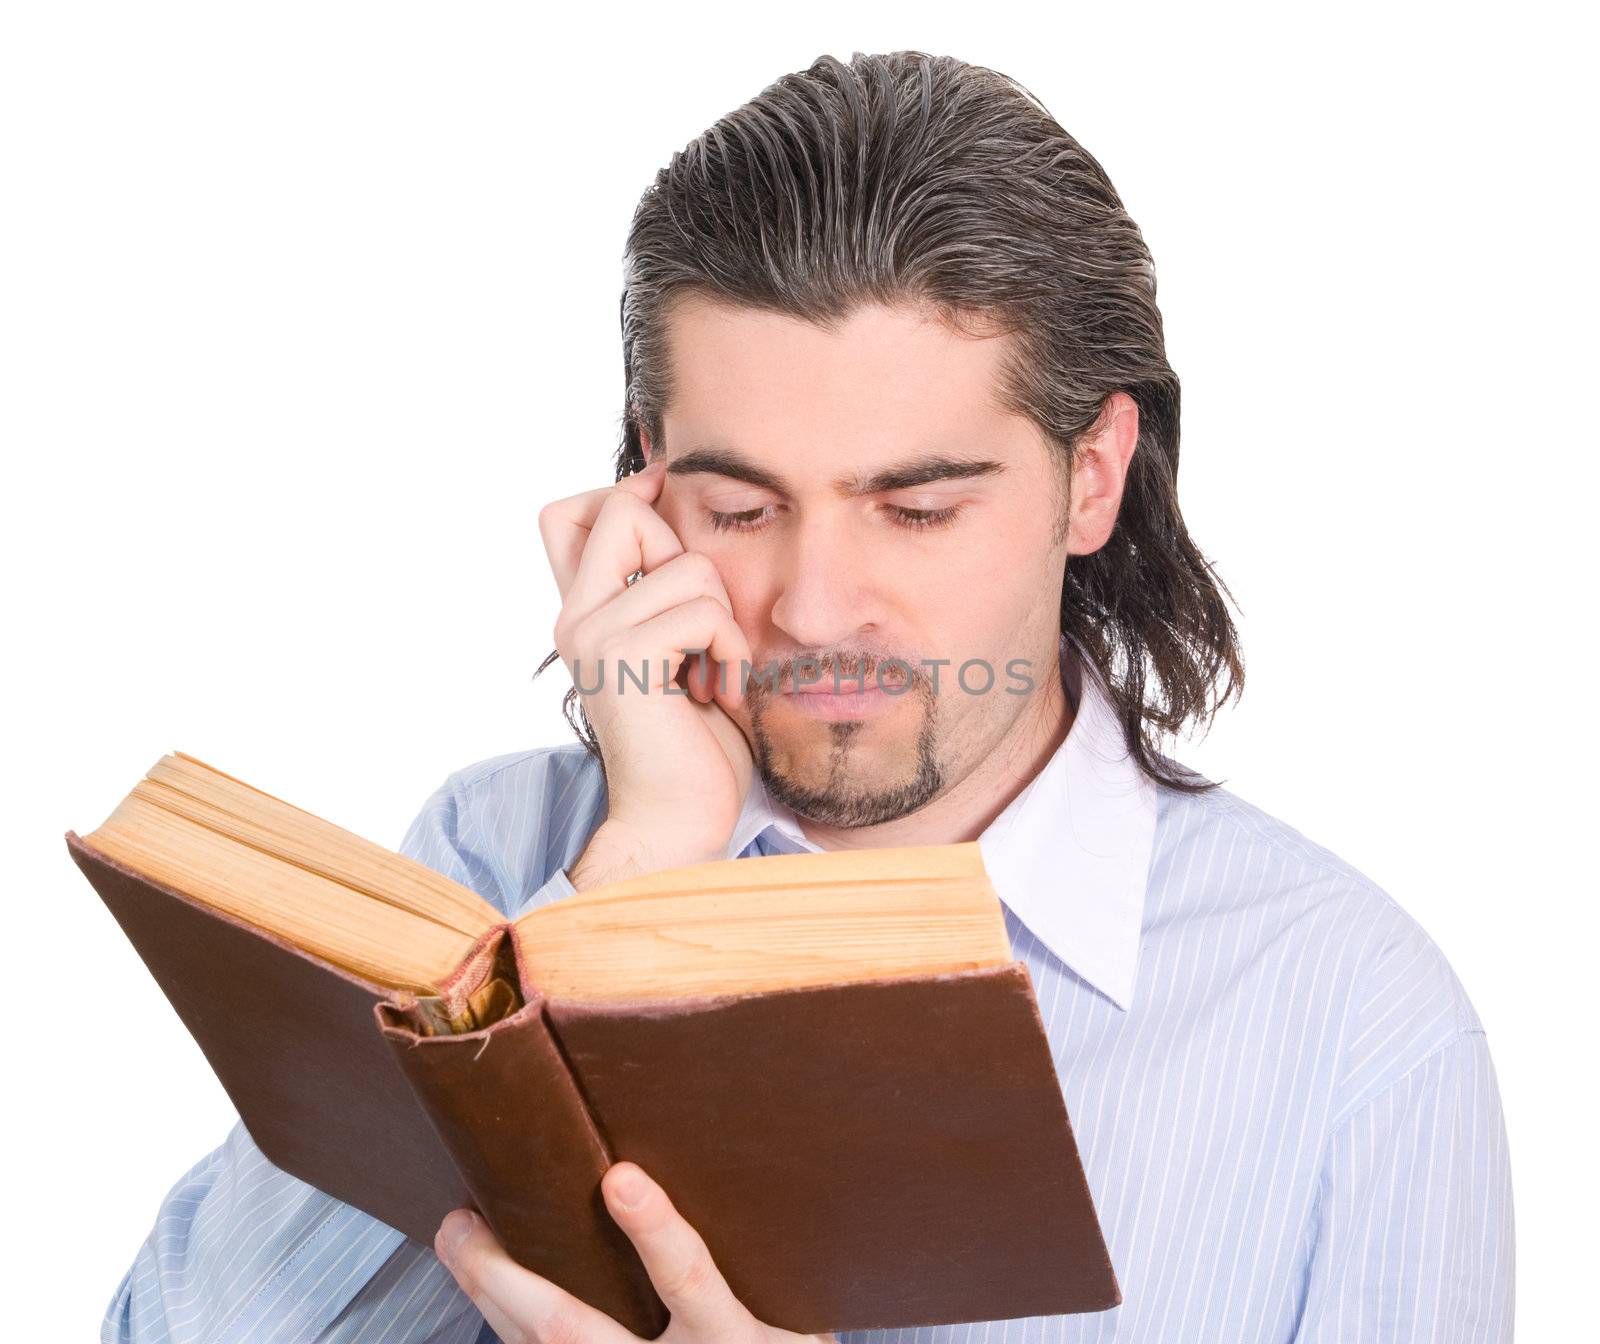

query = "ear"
[1065,392,1139,557]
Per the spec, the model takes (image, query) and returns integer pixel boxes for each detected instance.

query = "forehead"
[658,293,1032,467]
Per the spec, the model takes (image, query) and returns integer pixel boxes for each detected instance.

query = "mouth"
[784,684,898,720]
[778,663,909,720]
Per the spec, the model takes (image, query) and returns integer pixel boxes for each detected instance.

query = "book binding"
[375,936,668,1337]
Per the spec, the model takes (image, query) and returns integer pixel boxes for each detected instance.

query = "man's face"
[648,293,1077,830]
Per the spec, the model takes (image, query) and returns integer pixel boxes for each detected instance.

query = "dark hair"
[537,49,1244,795]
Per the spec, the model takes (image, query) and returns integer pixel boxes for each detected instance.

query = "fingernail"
[612,1165,649,1209]
[437,1209,476,1263]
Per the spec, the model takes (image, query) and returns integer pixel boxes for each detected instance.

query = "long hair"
[536,49,1245,794]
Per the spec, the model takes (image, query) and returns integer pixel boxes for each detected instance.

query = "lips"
[782,666,907,696]
[782,682,898,721]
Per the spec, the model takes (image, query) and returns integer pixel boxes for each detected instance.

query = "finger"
[540,470,665,601]
[599,596,752,706]
[568,552,744,705]
[435,1209,640,1344]
[538,461,671,598]
[537,484,614,597]
[559,486,686,631]
[601,1163,751,1337]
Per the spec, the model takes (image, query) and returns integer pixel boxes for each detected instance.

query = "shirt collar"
[724,635,1158,1012]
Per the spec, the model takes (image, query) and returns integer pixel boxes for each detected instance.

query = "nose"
[767,510,882,651]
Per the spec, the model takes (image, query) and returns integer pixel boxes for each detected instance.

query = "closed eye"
[704,505,771,534]
[705,503,965,535]
[884,504,964,532]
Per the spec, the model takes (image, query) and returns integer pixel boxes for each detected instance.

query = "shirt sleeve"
[98,773,572,1344]
[1293,1028,1515,1343]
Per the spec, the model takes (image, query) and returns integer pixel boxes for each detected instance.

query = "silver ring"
[625,568,644,587]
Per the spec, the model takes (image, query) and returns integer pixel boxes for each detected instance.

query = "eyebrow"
[664,446,1006,497]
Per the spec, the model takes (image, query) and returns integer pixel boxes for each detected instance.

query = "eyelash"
[705,504,964,535]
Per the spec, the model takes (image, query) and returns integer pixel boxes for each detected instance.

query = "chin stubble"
[747,664,945,829]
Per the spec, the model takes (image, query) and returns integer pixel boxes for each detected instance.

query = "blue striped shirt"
[101,643,1513,1341]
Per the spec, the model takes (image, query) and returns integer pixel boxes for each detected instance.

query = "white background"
[4,3,1592,1338]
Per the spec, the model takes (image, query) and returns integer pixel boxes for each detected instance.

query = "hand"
[538,460,756,886]
[434,1161,838,1344]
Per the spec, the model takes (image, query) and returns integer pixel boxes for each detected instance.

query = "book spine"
[375,948,667,1337]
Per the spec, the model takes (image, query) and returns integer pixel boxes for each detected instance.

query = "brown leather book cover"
[70,829,1119,1335]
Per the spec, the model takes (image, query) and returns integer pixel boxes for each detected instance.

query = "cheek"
[907,525,1057,639]
[690,537,763,622]
[968,533,1032,592]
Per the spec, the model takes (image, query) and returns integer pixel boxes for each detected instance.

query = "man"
[102,50,1513,1344]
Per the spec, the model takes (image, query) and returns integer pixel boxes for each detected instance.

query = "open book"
[68,753,1119,1335]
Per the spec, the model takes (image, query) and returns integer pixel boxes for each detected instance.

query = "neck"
[794,643,1074,852]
